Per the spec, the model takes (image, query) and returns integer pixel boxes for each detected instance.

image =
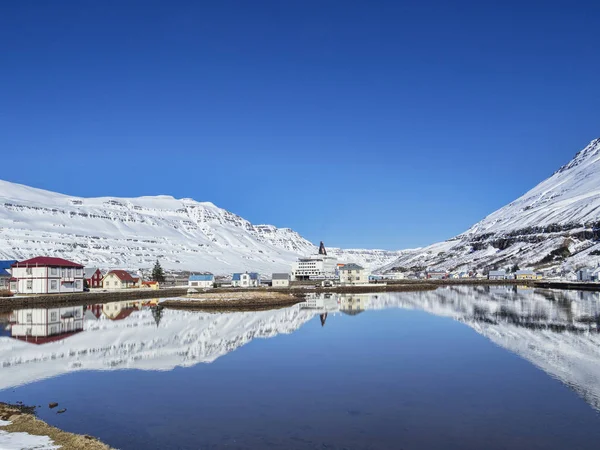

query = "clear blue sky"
[1,1,599,250]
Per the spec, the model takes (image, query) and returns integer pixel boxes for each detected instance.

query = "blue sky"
[1,1,599,250]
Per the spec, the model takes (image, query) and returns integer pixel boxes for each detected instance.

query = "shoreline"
[0,279,557,313]
[0,402,113,450]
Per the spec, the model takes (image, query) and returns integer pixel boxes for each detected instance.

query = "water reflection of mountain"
[0,300,318,390]
[337,287,600,412]
[2,288,600,412]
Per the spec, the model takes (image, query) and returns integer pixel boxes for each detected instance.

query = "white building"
[9,306,84,343]
[384,272,405,280]
[232,272,260,287]
[292,241,338,281]
[272,273,290,288]
[339,263,370,285]
[188,273,215,289]
[10,257,84,294]
[488,270,508,280]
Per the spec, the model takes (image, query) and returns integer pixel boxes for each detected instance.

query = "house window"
[26,280,33,290]
[74,309,81,318]
[75,280,82,289]
[50,267,58,276]
[51,280,58,290]
[50,326,58,335]
[76,268,82,276]
[26,313,32,322]
[50,312,57,321]
[26,267,32,275]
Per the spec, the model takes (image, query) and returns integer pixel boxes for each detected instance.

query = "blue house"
[0,260,17,290]
[232,272,260,287]
[188,273,215,288]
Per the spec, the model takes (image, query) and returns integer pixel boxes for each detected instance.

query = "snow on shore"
[0,420,60,450]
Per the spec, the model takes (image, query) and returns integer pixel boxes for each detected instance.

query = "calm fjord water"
[1,286,600,449]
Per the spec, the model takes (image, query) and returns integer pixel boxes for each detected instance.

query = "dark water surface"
[1,286,600,449]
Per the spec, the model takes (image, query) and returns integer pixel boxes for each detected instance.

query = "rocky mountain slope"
[381,138,600,275]
[0,179,400,273]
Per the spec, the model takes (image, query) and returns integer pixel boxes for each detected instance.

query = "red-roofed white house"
[10,257,85,294]
[102,270,141,290]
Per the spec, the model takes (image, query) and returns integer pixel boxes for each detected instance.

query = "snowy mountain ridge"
[0,179,401,273]
[381,138,600,274]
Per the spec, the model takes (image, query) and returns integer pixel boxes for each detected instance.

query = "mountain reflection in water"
[1,286,600,412]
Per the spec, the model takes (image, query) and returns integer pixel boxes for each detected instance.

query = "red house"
[84,268,103,289]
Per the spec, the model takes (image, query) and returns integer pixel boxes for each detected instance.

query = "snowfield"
[0,180,402,273]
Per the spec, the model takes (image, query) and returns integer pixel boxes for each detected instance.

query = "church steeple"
[318,241,327,256]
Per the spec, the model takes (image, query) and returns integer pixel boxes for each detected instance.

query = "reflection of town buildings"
[298,293,339,311]
[85,304,103,320]
[101,301,144,321]
[7,306,84,344]
[338,294,372,315]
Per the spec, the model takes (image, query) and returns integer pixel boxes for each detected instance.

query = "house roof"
[0,260,17,271]
[108,307,137,321]
[339,263,364,271]
[489,270,506,276]
[189,274,214,281]
[0,262,14,277]
[516,270,535,275]
[12,257,83,268]
[272,273,290,280]
[12,330,83,345]
[84,268,102,278]
[232,272,259,281]
[105,270,139,282]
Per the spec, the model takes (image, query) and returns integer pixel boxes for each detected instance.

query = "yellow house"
[102,270,141,289]
[515,270,543,280]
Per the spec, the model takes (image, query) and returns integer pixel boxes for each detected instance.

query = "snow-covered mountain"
[381,138,600,274]
[0,179,401,273]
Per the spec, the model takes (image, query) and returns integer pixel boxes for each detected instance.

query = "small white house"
[188,273,214,289]
[384,272,405,280]
[272,273,290,288]
[488,270,507,280]
[232,272,260,287]
[339,263,369,285]
[10,257,85,294]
